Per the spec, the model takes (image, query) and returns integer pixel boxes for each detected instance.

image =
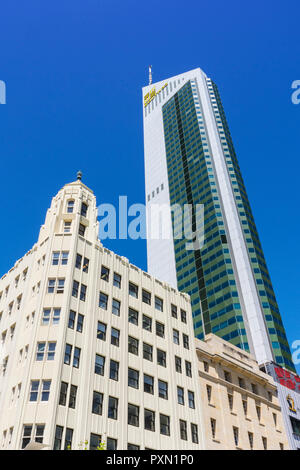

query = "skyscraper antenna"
[149,65,152,85]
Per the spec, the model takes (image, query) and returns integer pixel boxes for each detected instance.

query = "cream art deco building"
[0,174,205,450]
[196,334,289,450]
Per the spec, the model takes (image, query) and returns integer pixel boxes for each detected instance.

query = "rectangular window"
[53,425,63,450]
[95,354,105,376]
[48,279,55,294]
[29,381,39,402]
[81,202,88,217]
[143,342,153,361]
[242,399,247,415]
[228,393,234,411]
[101,266,109,281]
[97,322,107,341]
[173,329,180,345]
[158,380,168,400]
[128,443,140,449]
[61,252,69,265]
[129,282,138,298]
[53,308,61,325]
[68,310,76,329]
[129,307,138,326]
[57,279,65,294]
[290,416,300,436]
[90,433,102,451]
[128,336,139,355]
[107,438,117,450]
[185,360,192,377]
[108,396,118,420]
[143,314,152,332]
[248,431,254,449]
[80,284,87,301]
[47,341,56,361]
[92,391,103,415]
[82,257,89,273]
[157,349,166,367]
[210,418,216,439]
[155,296,163,312]
[75,254,82,269]
[171,304,177,318]
[256,404,261,420]
[64,221,71,233]
[64,428,73,450]
[183,334,189,349]
[207,385,212,403]
[77,314,84,332]
[180,309,187,323]
[145,409,155,432]
[233,426,239,446]
[109,360,119,381]
[78,223,86,237]
[128,368,139,389]
[113,272,121,288]
[177,386,184,405]
[99,292,108,310]
[144,374,154,394]
[180,420,187,440]
[69,385,77,408]
[191,423,198,444]
[52,252,60,265]
[188,390,195,409]
[156,321,165,338]
[72,280,79,298]
[41,380,51,401]
[42,308,51,325]
[238,377,246,389]
[35,424,44,444]
[175,356,182,373]
[262,436,267,450]
[128,404,139,427]
[59,382,68,406]
[111,327,120,347]
[64,344,72,365]
[142,289,151,305]
[224,370,231,382]
[73,348,80,368]
[22,425,32,449]
[160,414,170,436]
[67,200,74,213]
[112,299,120,316]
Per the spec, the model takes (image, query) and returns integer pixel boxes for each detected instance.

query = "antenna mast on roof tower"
[149,65,152,85]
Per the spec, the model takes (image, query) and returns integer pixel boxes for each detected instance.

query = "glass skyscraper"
[142,67,295,372]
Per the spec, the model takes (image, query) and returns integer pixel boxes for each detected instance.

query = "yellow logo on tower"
[144,83,168,107]
[287,394,296,412]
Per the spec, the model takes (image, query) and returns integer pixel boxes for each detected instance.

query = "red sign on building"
[274,366,300,392]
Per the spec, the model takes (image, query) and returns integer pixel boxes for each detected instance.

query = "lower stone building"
[0,175,204,450]
[196,334,289,450]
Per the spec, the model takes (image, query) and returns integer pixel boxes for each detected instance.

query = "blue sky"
[0,0,299,372]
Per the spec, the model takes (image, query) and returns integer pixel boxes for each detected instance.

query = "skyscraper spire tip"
[149,65,152,85]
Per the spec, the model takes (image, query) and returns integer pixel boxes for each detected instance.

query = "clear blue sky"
[0,0,299,372]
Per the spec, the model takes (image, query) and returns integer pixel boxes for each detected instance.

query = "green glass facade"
[162,78,295,372]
